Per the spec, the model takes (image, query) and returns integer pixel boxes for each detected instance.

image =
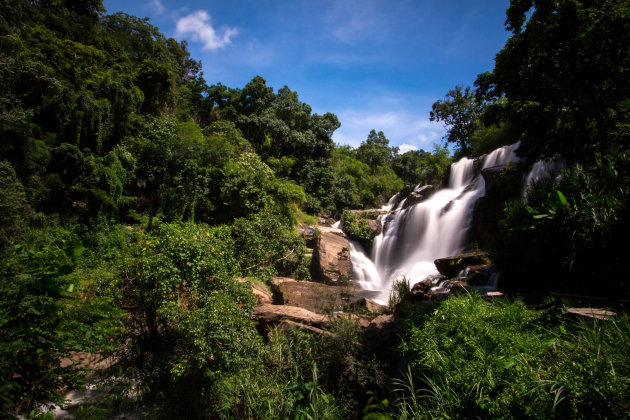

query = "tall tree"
[475,0,630,163]
[430,85,483,157]
[356,129,398,169]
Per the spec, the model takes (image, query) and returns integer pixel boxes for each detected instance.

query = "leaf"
[66,283,75,293]
[524,205,539,215]
[555,190,569,208]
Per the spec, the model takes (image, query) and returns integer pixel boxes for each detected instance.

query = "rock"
[442,280,471,292]
[410,279,431,301]
[367,219,383,236]
[273,277,349,313]
[252,287,273,305]
[278,320,332,335]
[237,278,273,305]
[367,314,396,332]
[252,304,329,330]
[426,287,451,301]
[434,252,490,278]
[350,297,386,314]
[566,308,617,320]
[273,277,382,314]
[298,225,317,247]
[462,264,494,286]
[365,314,399,342]
[469,163,523,249]
[401,185,436,210]
[333,311,372,328]
[311,229,353,284]
[411,278,433,293]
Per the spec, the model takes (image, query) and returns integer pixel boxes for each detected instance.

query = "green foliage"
[0,161,30,242]
[0,221,123,417]
[388,277,411,310]
[398,294,630,419]
[341,210,379,252]
[391,144,452,186]
[493,158,630,294]
[111,222,259,415]
[356,130,398,169]
[231,210,309,280]
[430,85,484,157]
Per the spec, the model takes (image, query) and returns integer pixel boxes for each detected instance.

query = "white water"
[523,158,566,198]
[351,142,521,303]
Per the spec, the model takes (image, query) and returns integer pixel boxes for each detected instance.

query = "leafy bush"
[493,158,630,295]
[341,210,380,252]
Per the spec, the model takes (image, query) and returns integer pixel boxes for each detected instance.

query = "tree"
[430,85,483,157]
[391,150,430,185]
[356,129,398,169]
[475,0,630,163]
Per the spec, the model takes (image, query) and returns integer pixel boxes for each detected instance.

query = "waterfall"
[352,142,521,303]
[523,158,566,198]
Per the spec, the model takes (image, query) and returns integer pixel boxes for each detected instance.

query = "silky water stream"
[350,143,521,303]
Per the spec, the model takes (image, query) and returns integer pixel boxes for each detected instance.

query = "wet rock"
[461,264,494,286]
[434,252,490,278]
[401,185,436,210]
[410,278,432,301]
[426,287,451,301]
[442,280,471,293]
[311,229,353,284]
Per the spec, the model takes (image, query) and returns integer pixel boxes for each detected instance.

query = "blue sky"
[103,0,511,152]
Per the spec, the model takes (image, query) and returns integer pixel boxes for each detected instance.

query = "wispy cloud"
[332,108,443,150]
[148,0,164,14]
[175,10,239,50]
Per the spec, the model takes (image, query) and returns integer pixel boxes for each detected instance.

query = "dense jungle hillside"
[1,0,629,418]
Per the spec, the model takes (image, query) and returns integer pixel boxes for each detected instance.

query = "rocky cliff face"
[311,228,353,284]
[469,163,523,249]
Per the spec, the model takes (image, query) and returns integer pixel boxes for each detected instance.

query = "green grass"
[394,293,630,419]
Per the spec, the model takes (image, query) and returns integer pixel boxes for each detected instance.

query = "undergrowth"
[392,294,630,419]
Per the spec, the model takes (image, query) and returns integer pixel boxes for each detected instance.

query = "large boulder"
[273,277,348,312]
[252,304,329,329]
[311,229,352,284]
[273,277,382,314]
[434,252,490,278]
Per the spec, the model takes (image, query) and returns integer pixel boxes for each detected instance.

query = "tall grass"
[394,293,630,419]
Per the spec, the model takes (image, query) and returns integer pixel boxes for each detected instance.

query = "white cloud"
[175,11,238,50]
[332,108,444,151]
[148,0,165,14]
[398,143,418,154]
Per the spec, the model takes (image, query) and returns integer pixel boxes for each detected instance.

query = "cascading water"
[523,158,566,198]
[351,142,521,303]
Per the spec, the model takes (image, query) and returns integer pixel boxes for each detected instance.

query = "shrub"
[341,210,380,252]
